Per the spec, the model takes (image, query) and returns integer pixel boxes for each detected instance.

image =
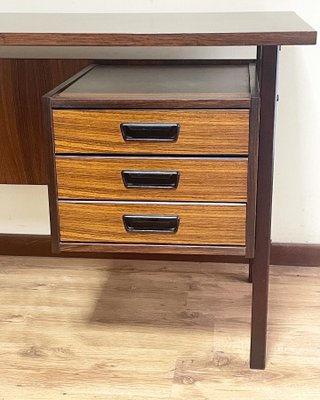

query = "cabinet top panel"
[62,64,250,97]
[49,63,254,108]
[0,12,316,46]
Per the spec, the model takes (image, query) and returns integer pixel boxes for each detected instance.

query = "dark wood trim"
[0,234,245,261]
[250,45,278,370]
[59,243,246,256]
[96,59,257,66]
[0,234,52,257]
[270,243,320,267]
[0,234,319,267]
[249,259,253,283]
[246,63,260,258]
[50,98,251,110]
[44,64,95,98]
[42,66,100,254]
[1,31,316,47]
[42,95,60,254]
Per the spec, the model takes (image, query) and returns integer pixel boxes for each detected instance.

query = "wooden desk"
[0,12,316,369]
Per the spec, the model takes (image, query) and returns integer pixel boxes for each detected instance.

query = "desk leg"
[250,46,278,369]
[248,259,253,283]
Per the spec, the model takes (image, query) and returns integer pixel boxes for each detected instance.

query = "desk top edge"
[0,12,317,46]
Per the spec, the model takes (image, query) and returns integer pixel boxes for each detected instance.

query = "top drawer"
[53,109,249,155]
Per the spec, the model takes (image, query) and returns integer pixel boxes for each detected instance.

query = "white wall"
[0,0,319,243]
[0,186,50,234]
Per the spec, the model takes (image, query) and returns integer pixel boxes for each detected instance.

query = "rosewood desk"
[0,12,317,369]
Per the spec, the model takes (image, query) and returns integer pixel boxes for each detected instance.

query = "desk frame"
[0,12,316,370]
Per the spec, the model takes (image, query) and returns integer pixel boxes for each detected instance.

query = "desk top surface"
[0,12,316,46]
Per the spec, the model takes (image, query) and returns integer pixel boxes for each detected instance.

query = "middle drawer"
[56,156,248,202]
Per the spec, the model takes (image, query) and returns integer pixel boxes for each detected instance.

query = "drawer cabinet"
[45,62,259,256]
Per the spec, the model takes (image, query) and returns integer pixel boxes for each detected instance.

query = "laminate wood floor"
[0,256,319,399]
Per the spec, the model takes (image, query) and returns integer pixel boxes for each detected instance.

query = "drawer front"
[58,201,246,246]
[56,156,248,202]
[53,110,249,155]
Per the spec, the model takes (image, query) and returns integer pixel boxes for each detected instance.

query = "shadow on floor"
[88,261,251,331]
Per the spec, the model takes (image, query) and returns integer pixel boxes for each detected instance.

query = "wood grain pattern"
[43,65,98,253]
[53,109,249,155]
[0,12,316,46]
[56,156,248,202]
[59,243,246,256]
[2,31,315,47]
[51,97,251,110]
[0,257,319,399]
[58,201,246,246]
[0,59,90,184]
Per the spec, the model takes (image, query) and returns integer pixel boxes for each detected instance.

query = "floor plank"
[0,256,319,399]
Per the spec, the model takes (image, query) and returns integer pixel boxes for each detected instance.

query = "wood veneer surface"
[58,201,247,246]
[53,110,249,155]
[0,59,90,184]
[56,156,248,202]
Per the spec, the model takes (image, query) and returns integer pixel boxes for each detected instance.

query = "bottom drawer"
[58,201,246,246]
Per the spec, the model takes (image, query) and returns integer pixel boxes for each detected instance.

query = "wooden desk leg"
[248,259,253,283]
[250,45,278,369]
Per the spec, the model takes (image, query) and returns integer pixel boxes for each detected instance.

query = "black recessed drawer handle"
[123,215,180,233]
[122,170,180,189]
[121,123,180,142]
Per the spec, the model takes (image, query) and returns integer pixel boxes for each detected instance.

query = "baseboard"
[0,234,319,266]
[270,242,320,266]
[0,234,51,257]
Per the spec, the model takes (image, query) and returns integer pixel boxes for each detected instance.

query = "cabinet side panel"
[42,96,60,253]
[246,63,260,258]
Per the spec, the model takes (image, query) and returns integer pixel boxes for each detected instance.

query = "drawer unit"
[45,62,259,257]
[56,156,248,202]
